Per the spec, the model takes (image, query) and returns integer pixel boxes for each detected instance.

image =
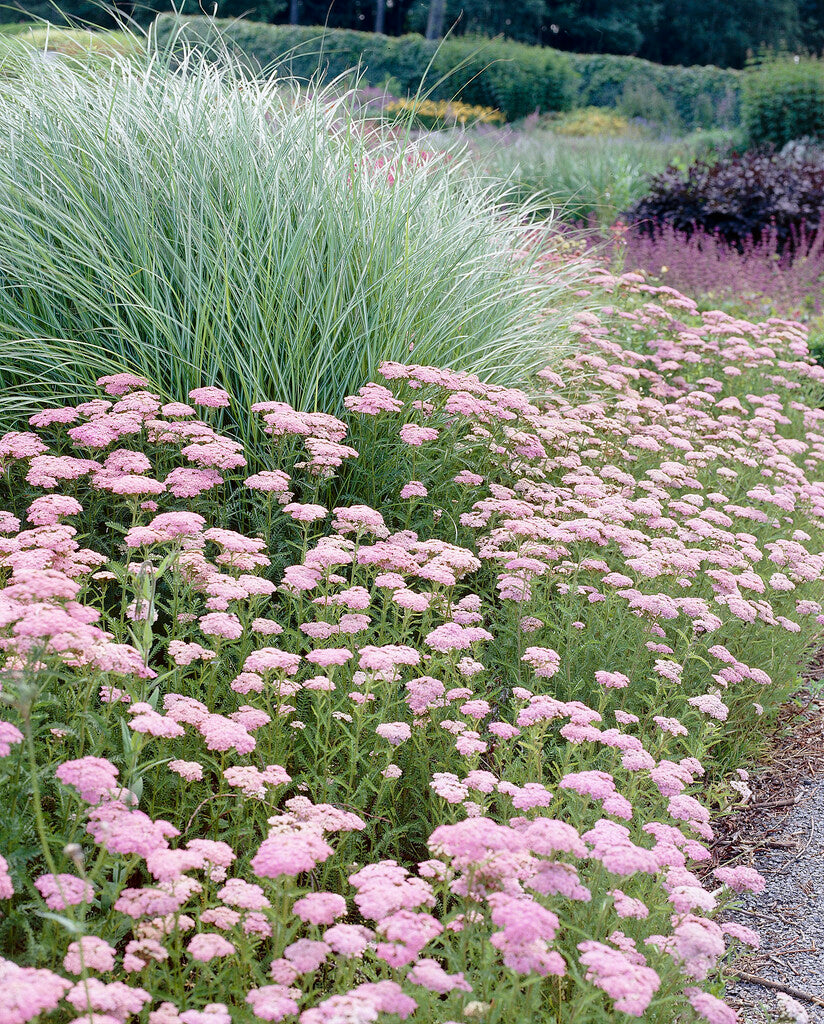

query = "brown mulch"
[707,686,824,1021]
[708,692,824,870]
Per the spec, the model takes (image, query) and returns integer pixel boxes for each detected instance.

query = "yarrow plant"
[1,263,823,1024]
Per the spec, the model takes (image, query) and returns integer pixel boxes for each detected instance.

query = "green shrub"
[626,150,824,251]
[152,16,748,130]
[570,52,741,131]
[152,15,577,120]
[742,54,824,149]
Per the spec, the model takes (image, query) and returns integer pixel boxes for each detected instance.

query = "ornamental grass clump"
[2,265,824,1022]
[0,46,581,437]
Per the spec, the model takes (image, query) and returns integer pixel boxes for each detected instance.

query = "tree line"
[7,0,824,67]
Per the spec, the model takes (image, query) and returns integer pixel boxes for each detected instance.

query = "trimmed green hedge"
[152,16,576,120]
[571,53,741,130]
[742,56,824,149]
[152,16,743,129]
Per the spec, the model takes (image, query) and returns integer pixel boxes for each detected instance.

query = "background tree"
[798,0,824,55]
[424,0,445,38]
[406,0,545,42]
[640,0,800,67]
[541,0,658,54]
[3,0,822,67]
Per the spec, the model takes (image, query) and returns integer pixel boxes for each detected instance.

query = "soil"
[713,691,824,1022]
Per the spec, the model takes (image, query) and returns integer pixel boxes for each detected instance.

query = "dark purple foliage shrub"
[619,222,824,317]
[626,151,824,253]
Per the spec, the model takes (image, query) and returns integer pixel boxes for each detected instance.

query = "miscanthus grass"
[0,44,583,439]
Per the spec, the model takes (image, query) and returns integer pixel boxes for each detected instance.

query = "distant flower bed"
[2,269,824,1023]
[618,220,824,320]
[382,97,506,129]
[549,106,632,137]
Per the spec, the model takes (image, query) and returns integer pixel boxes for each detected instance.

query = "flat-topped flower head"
[189,387,231,408]
[97,372,150,395]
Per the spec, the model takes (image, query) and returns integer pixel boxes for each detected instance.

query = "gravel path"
[727,776,824,1022]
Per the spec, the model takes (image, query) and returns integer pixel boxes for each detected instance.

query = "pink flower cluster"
[3,263,823,1024]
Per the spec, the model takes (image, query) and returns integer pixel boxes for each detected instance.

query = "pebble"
[727,777,824,1022]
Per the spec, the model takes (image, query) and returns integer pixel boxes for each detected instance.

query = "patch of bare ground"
[712,692,824,1022]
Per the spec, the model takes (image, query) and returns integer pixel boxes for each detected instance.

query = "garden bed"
[2,264,824,1023]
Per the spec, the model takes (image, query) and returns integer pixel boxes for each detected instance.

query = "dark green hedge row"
[152,16,576,120]
[571,53,741,130]
[742,56,824,149]
[152,16,743,128]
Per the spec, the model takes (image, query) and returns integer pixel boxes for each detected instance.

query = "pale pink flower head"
[454,470,483,486]
[0,960,72,1020]
[179,1004,232,1024]
[0,855,13,900]
[407,958,472,994]
[244,648,301,676]
[283,503,328,523]
[400,481,427,499]
[198,713,256,755]
[578,940,660,1017]
[521,646,561,678]
[97,372,150,395]
[595,670,630,689]
[721,922,759,949]
[169,641,216,666]
[29,405,80,428]
[251,829,334,879]
[55,756,120,804]
[306,647,352,667]
[292,892,347,926]
[64,937,117,975]
[332,505,389,538]
[283,939,329,974]
[0,430,50,459]
[322,923,374,957]
[217,878,270,910]
[775,993,808,1024]
[27,494,83,526]
[344,382,403,414]
[161,401,195,417]
[375,722,411,746]
[653,715,688,737]
[0,721,24,758]
[683,988,738,1024]
[245,469,291,493]
[245,984,299,1022]
[187,933,235,961]
[375,909,443,967]
[34,873,94,910]
[712,865,765,894]
[399,424,438,446]
[199,612,243,640]
[688,694,729,720]
[148,511,206,537]
[165,467,223,497]
[169,760,204,782]
[425,623,493,653]
[189,386,231,408]
[65,977,151,1016]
